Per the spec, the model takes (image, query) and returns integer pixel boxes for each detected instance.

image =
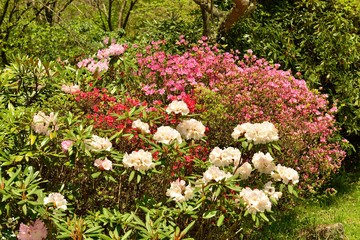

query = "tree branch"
[0,0,10,27]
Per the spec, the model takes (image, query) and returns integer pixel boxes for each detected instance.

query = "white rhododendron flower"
[166,100,190,115]
[153,126,182,144]
[61,84,80,94]
[132,119,150,133]
[209,147,223,166]
[123,149,155,171]
[166,179,194,202]
[234,162,252,180]
[252,152,275,174]
[222,147,241,166]
[85,135,112,151]
[271,164,299,184]
[209,147,241,167]
[231,122,252,140]
[239,187,272,214]
[176,119,206,140]
[232,121,279,144]
[263,181,282,201]
[32,111,58,136]
[202,166,232,184]
[44,193,67,210]
[94,158,113,171]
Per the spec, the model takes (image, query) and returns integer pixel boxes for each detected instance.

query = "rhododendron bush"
[134,38,346,190]
[0,38,345,239]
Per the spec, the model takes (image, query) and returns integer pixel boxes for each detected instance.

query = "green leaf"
[202,210,218,219]
[180,220,196,238]
[216,214,225,227]
[137,174,141,183]
[29,134,37,145]
[22,204,27,215]
[251,213,256,222]
[129,171,135,182]
[259,212,269,222]
[91,172,102,179]
[121,230,133,240]
[288,184,294,194]
[84,226,103,233]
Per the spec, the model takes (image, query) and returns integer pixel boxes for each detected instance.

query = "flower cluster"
[252,152,276,174]
[271,164,300,184]
[77,43,125,73]
[166,179,194,202]
[176,119,206,140]
[209,147,241,167]
[239,188,272,214]
[123,149,155,171]
[202,166,232,184]
[132,119,150,134]
[166,100,190,115]
[234,162,252,180]
[153,126,182,144]
[31,111,58,136]
[263,181,283,201]
[94,158,113,171]
[61,140,73,152]
[232,122,279,144]
[85,135,112,151]
[44,193,67,210]
[97,43,125,59]
[17,219,47,240]
[61,84,80,94]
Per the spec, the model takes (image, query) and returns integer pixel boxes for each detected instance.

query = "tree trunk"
[200,4,210,37]
[117,0,127,29]
[122,0,138,30]
[108,0,114,31]
[218,0,249,37]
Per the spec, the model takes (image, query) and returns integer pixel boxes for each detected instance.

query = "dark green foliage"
[225,0,360,139]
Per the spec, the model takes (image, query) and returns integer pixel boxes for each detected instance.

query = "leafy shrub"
[225,0,360,139]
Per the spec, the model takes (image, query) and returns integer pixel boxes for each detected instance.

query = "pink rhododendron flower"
[17,219,47,240]
[61,140,73,152]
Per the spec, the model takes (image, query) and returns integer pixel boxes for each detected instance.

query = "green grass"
[250,170,360,239]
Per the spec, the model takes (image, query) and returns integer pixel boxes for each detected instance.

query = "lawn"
[260,170,360,239]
